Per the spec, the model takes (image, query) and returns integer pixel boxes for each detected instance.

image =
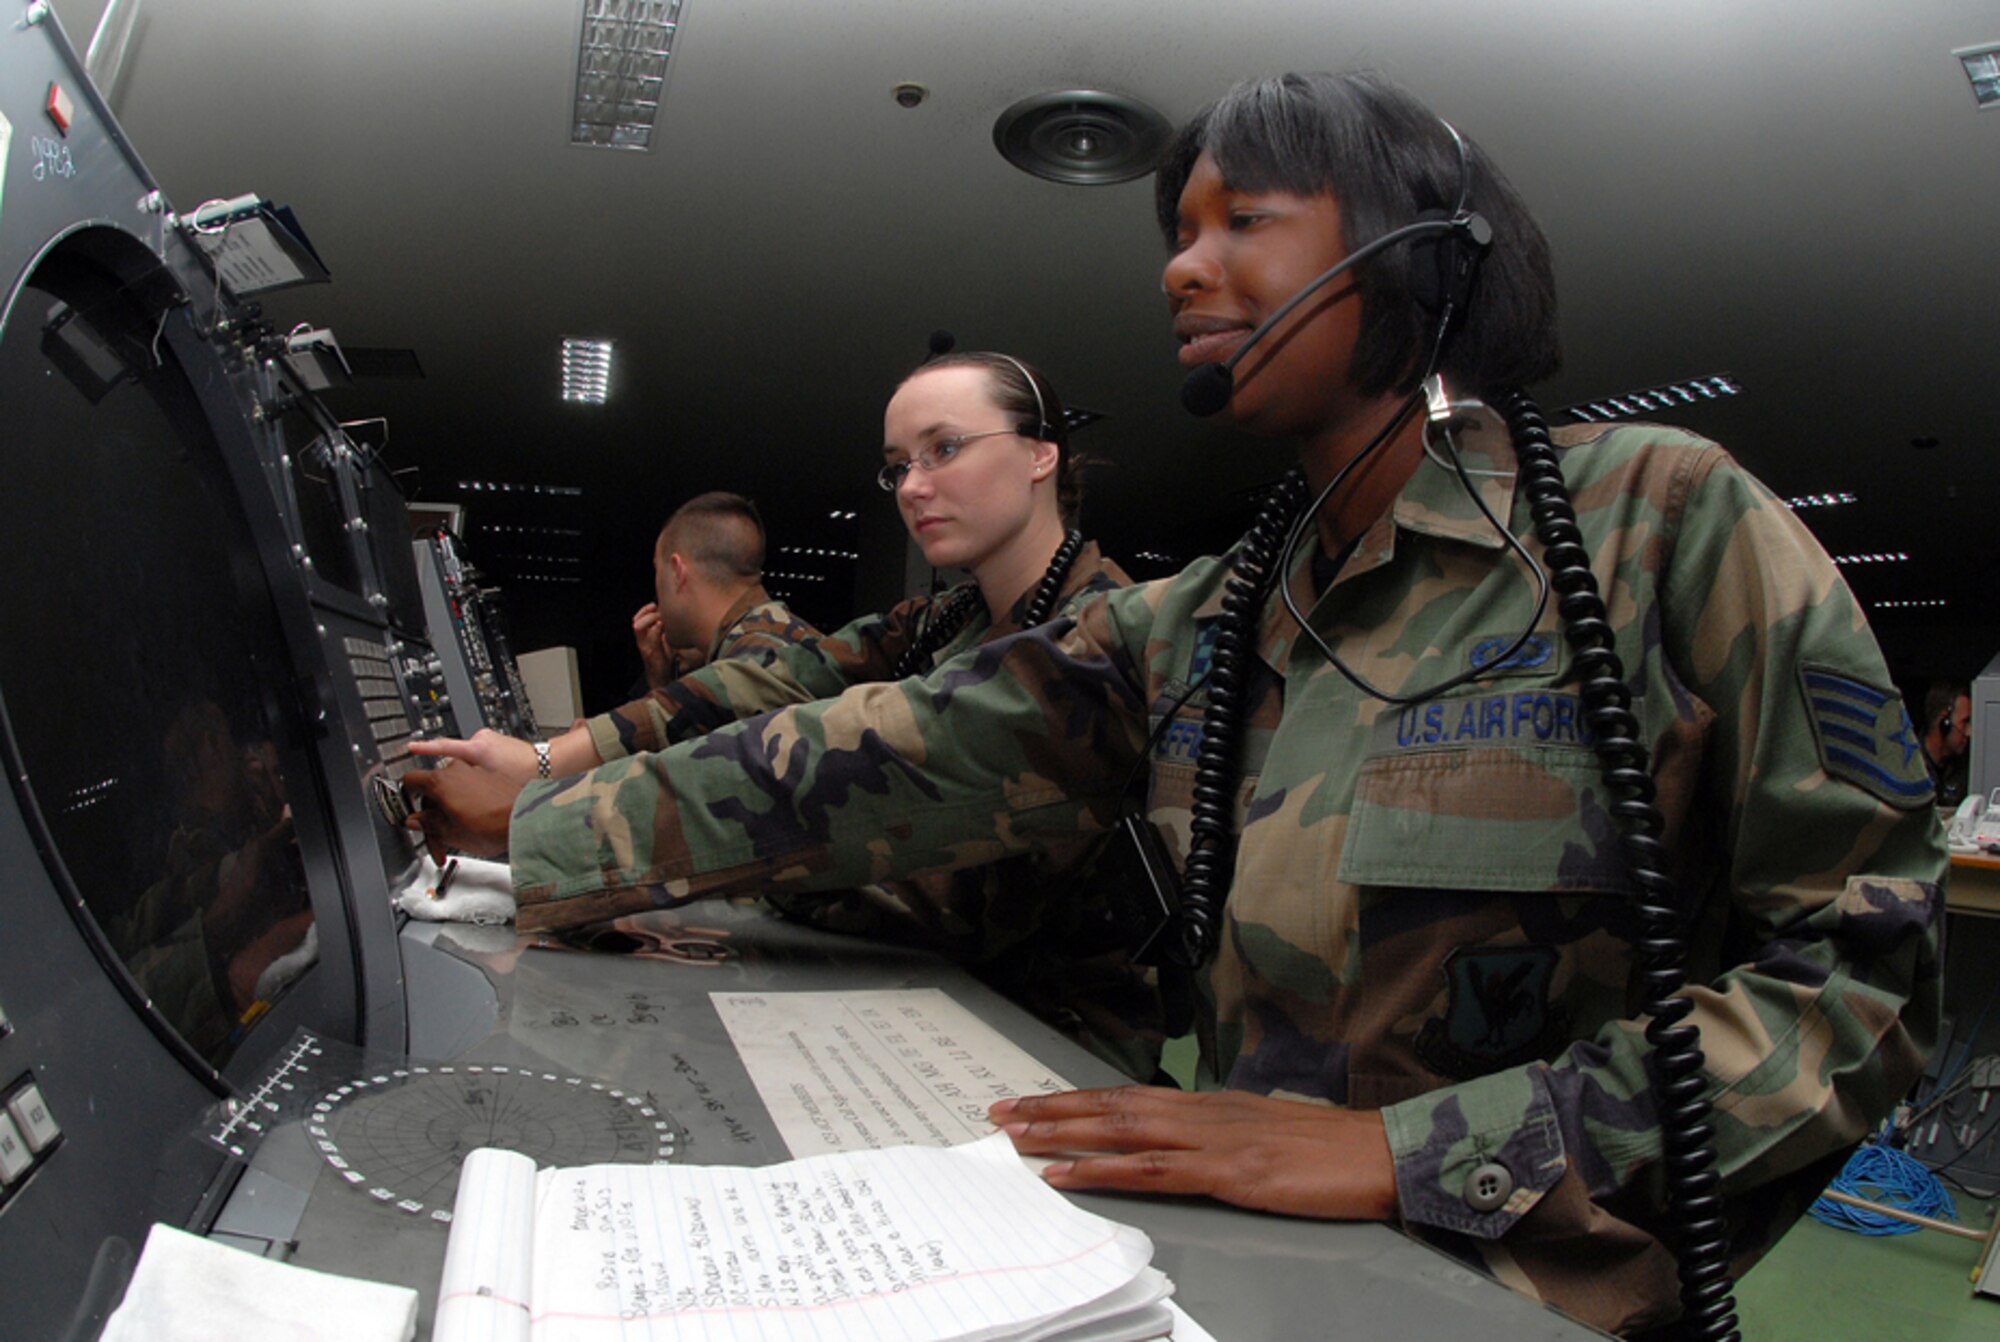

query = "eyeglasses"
[876,427,1019,492]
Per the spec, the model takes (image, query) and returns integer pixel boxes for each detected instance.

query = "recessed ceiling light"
[993,90,1171,185]
[572,0,688,149]
[561,337,613,404]
[1955,44,2000,109]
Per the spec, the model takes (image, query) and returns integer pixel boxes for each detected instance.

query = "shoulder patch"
[1798,665,1933,809]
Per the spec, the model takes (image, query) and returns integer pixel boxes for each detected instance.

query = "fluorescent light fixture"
[1872,598,1948,610]
[572,0,688,149]
[1784,492,1858,510]
[560,337,613,404]
[1956,45,2000,109]
[1561,374,1740,424]
[456,479,585,497]
[1829,552,1910,566]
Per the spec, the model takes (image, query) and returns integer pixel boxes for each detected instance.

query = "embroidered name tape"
[1372,688,1603,754]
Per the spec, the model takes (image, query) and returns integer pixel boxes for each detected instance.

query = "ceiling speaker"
[992,90,1171,186]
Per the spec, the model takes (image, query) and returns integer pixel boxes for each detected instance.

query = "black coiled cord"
[1498,388,1738,1342]
[893,529,1084,679]
[1170,475,1306,968]
[1169,398,1738,1339]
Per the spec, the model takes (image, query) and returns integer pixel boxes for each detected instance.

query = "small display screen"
[359,462,430,636]
[0,243,320,1070]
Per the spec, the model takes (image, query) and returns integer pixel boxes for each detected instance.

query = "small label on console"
[0,110,13,225]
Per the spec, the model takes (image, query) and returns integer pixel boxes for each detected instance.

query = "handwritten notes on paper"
[710,989,1071,1158]
[434,1136,1170,1342]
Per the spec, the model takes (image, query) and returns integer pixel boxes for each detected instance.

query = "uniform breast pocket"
[1338,746,1631,895]
[1337,745,1634,1092]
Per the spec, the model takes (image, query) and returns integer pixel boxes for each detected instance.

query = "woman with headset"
[414,351,1161,1081]
[409,74,1942,1337]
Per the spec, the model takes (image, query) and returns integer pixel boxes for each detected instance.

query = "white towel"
[101,1222,417,1342]
[394,853,517,925]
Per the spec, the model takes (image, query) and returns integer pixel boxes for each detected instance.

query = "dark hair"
[1923,681,1967,730]
[1154,70,1560,399]
[900,351,1086,527]
[659,491,765,583]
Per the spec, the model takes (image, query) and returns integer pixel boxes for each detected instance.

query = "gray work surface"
[215,899,1606,1340]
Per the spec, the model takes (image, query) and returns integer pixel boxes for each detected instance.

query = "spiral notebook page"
[433,1147,536,1342]
[435,1134,1170,1342]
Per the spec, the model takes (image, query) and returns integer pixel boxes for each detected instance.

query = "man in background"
[1921,680,1973,807]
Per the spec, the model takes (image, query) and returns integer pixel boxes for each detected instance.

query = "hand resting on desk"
[990,1085,1399,1221]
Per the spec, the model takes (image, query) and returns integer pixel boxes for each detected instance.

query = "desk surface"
[1949,852,2000,916]
[213,900,1605,1340]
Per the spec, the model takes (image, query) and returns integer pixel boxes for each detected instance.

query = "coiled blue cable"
[1810,1142,1956,1236]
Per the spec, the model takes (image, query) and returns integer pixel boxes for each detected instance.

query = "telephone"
[1947,789,2000,851]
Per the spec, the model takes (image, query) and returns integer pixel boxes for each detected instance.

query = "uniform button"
[1463,1161,1514,1212]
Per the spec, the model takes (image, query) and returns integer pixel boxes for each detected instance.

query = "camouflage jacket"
[511,413,1941,1335]
[585,590,820,763]
[578,544,1162,1079]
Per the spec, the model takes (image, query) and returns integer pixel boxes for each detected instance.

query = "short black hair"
[659,491,765,583]
[1923,681,1968,730]
[1155,71,1560,399]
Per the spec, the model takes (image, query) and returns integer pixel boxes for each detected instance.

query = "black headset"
[1153,110,1743,1342]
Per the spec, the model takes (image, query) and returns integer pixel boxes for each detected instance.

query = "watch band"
[534,741,552,779]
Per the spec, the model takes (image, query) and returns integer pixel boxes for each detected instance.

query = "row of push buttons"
[0,998,64,1189]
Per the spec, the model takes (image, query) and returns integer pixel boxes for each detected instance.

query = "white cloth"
[394,854,517,925]
[101,1222,417,1342]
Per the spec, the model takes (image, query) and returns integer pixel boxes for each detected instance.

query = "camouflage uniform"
[605,588,822,740]
[510,412,1941,1335]
[579,544,1163,1081]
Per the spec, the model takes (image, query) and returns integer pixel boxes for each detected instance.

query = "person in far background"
[629,589,705,695]
[415,350,1163,1082]
[424,491,821,781]
[1920,680,1973,806]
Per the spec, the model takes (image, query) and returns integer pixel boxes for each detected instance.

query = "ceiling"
[47,0,2000,705]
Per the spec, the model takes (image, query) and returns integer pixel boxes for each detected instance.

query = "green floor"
[1158,1038,1998,1337]
[1735,1195,1997,1342]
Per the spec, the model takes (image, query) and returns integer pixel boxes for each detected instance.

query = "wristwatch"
[533,741,552,779]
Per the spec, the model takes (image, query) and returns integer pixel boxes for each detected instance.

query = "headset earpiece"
[991,352,1061,443]
[1407,209,1493,317]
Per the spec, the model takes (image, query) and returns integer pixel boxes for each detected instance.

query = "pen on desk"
[431,857,459,900]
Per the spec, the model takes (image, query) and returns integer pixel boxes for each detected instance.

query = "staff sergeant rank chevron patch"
[1799,664,1934,809]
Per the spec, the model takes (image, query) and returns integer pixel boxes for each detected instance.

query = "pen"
[431,857,459,900]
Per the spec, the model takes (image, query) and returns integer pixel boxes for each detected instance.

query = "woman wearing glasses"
[412,73,1939,1336]
[415,350,1157,1079]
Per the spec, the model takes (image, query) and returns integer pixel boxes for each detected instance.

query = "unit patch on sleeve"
[1798,664,1934,809]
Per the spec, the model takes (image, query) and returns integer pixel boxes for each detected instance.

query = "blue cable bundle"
[1810,1142,1956,1236]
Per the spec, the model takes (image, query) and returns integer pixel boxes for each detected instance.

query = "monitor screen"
[358,460,431,637]
[0,243,321,1071]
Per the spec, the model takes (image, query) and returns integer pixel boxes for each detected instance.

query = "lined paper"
[436,1135,1170,1342]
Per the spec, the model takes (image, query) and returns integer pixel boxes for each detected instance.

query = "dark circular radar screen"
[308,1062,681,1220]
